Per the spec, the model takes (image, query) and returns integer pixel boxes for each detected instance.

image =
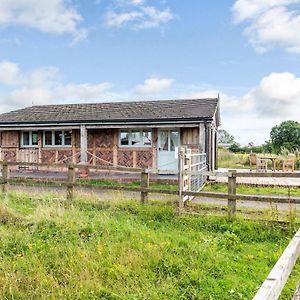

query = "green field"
[218,148,250,169]
[0,192,299,299]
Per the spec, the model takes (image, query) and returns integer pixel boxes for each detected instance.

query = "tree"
[270,120,300,153]
[228,142,241,152]
[261,140,273,153]
[218,129,235,145]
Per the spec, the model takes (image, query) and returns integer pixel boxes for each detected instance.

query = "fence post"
[1,161,9,195]
[141,169,149,204]
[228,170,237,219]
[178,146,185,210]
[67,163,76,201]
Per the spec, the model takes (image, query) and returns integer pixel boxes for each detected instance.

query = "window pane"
[160,130,169,151]
[131,130,141,146]
[45,131,52,146]
[22,132,30,146]
[143,130,152,146]
[32,132,38,146]
[55,131,63,146]
[170,131,179,151]
[64,131,72,146]
[120,131,129,146]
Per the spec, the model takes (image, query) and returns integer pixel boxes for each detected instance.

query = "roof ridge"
[29,97,218,109]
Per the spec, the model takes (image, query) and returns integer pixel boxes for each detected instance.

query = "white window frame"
[20,131,39,148]
[43,130,72,148]
[119,129,152,148]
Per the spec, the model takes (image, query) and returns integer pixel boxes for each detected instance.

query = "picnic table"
[259,155,278,171]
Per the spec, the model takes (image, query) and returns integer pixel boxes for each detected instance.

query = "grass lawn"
[0,192,299,299]
[9,178,178,191]
[77,178,178,191]
[204,182,300,197]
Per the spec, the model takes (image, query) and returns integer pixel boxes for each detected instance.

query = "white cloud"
[105,0,174,30]
[183,72,300,144]
[106,11,143,28]
[192,73,300,118]
[184,90,255,113]
[54,83,113,100]
[0,60,20,85]
[232,0,298,23]
[0,60,112,111]
[249,72,300,115]
[135,78,174,94]
[232,0,300,53]
[0,0,87,42]
[135,6,174,30]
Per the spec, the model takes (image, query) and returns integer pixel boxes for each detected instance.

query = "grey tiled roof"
[0,98,219,125]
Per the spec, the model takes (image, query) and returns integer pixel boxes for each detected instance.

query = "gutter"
[0,117,214,129]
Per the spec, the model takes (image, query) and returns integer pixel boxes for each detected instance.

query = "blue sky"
[0,0,300,145]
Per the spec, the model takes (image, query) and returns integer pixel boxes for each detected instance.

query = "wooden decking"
[211,168,300,187]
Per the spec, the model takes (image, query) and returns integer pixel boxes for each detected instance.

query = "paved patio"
[210,168,300,187]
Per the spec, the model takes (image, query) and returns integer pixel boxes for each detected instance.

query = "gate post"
[228,170,237,219]
[178,146,185,210]
[67,163,76,201]
[187,148,192,202]
[1,161,9,195]
[141,169,149,204]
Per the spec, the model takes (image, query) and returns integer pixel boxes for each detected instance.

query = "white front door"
[158,129,180,171]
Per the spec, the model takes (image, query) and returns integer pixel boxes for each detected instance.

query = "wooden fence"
[0,160,299,299]
[253,228,300,300]
[0,161,299,214]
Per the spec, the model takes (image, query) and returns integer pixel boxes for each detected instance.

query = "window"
[159,129,179,152]
[120,131,129,146]
[142,130,152,146]
[44,131,52,146]
[131,130,141,146]
[119,129,152,147]
[43,130,72,147]
[21,131,39,147]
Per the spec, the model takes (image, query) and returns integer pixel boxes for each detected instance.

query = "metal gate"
[178,146,207,206]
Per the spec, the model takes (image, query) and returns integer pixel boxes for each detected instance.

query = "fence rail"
[253,228,300,300]
[0,161,299,209]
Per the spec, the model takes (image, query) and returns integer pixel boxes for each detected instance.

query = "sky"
[0,0,300,145]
